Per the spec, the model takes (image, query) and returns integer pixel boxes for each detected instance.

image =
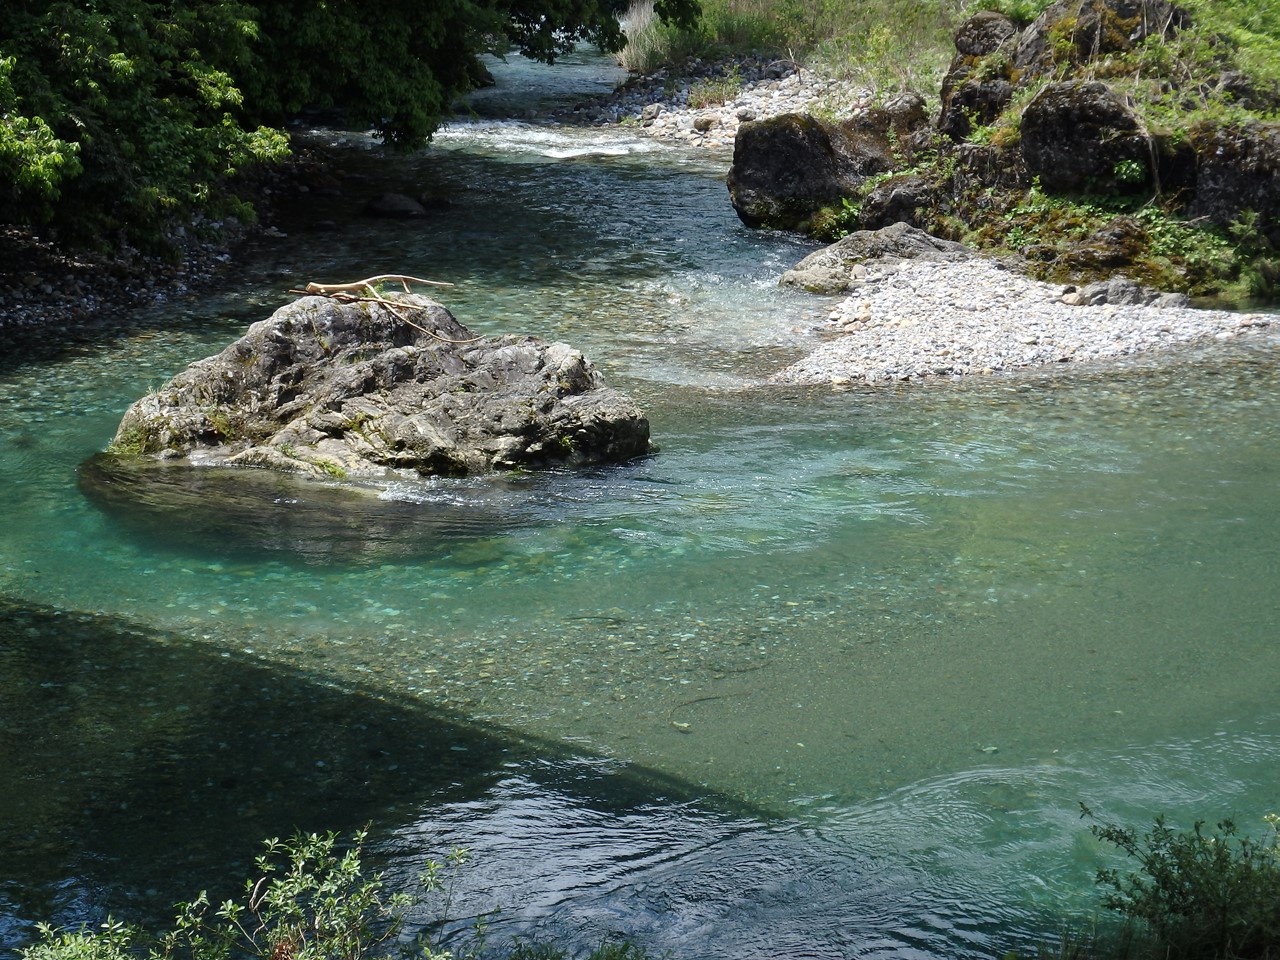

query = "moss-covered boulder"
[726,113,892,232]
[1020,80,1151,193]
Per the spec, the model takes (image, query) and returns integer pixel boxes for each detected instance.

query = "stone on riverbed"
[780,223,973,294]
[110,294,652,478]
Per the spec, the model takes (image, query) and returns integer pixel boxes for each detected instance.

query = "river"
[2,49,1279,959]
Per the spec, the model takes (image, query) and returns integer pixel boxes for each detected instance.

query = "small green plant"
[312,458,350,480]
[687,68,742,109]
[1112,159,1147,187]
[21,920,137,960]
[20,832,658,960]
[1084,806,1280,960]
[107,424,153,458]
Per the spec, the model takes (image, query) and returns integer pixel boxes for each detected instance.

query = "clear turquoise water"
[2,52,1279,958]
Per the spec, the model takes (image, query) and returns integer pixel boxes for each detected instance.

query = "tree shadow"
[0,596,757,947]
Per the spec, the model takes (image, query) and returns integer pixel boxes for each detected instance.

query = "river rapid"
[2,50,1279,959]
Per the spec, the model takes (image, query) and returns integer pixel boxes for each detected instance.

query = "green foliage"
[619,0,959,99]
[687,67,743,108]
[617,0,711,73]
[21,920,137,960]
[1111,159,1146,187]
[0,56,81,220]
[0,0,288,245]
[0,0,701,246]
[1086,808,1280,960]
[801,5,958,100]
[968,0,1054,28]
[19,831,658,960]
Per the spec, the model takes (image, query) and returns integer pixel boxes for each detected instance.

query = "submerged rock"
[110,293,652,479]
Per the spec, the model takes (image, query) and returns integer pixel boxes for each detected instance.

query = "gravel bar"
[771,258,1277,385]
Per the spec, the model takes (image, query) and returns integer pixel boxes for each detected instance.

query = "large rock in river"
[111,294,651,478]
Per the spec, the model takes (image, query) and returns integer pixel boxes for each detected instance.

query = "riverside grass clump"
[1038,808,1280,960]
[617,0,962,96]
[18,831,657,960]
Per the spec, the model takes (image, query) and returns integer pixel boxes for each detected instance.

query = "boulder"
[362,193,430,218]
[1061,276,1189,307]
[1020,80,1151,193]
[726,113,892,232]
[110,294,651,479]
[857,175,940,231]
[938,11,1018,141]
[940,78,1015,142]
[1185,122,1280,243]
[780,223,972,294]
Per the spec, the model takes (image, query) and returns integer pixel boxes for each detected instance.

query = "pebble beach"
[770,258,1277,385]
[563,58,1280,385]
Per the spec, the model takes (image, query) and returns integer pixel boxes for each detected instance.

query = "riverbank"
[554,54,849,151]
[556,57,1280,385]
[0,225,238,335]
[4,52,1277,384]
[771,258,1277,385]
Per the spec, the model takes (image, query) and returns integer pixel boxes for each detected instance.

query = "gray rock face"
[1186,122,1280,244]
[1020,80,1150,193]
[726,113,891,231]
[780,223,972,294]
[111,294,651,478]
[1014,0,1188,77]
[858,174,940,231]
[938,11,1018,141]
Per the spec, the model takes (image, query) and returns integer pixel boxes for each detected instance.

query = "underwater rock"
[109,293,652,480]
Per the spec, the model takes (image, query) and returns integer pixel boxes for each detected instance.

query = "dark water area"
[0,599,749,945]
[3,48,1280,960]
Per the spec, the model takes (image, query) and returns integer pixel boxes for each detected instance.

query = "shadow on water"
[0,596,759,949]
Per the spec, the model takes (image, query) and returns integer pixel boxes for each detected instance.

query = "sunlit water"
[2,50,1279,958]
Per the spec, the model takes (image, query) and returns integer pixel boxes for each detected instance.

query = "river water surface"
[3,51,1279,959]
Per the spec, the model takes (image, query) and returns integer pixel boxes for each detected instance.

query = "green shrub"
[19,831,659,960]
[1085,807,1280,960]
[617,0,712,73]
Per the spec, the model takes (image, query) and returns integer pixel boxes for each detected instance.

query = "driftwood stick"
[303,274,453,294]
[287,279,480,345]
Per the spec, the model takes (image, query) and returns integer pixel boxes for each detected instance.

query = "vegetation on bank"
[0,0,699,250]
[18,831,657,960]
[19,812,1280,960]
[621,0,1280,303]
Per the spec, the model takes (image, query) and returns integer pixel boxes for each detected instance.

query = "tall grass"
[616,0,709,73]
[617,0,967,98]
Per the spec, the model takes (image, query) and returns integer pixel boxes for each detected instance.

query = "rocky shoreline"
[557,57,1280,385]
[771,258,1275,385]
[4,52,1277,385]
